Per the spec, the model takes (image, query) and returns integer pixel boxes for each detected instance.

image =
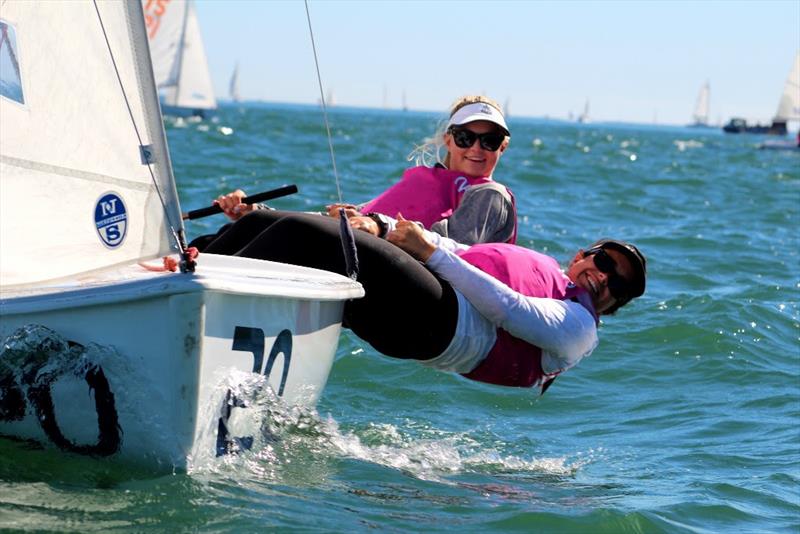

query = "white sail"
[693,82,710,125]
[142,0,216,112]
[142,0,186,89]
[0,1,181,287]
[229,63,240,102]
[577,99,590,123]
[774,51,800,122]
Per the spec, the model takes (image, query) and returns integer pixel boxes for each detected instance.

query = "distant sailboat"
[768,51,800,135]
[725,51,800,135]
[142,0,216,117]
[577,99,590,123]
[503,97,511,118]
[689,82,713,128]
[229,63,240,103]
[402,90,408,112]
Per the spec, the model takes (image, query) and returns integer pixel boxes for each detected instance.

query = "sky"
[195,0,800,126]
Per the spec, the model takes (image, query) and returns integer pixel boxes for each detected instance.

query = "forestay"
[0,1,182,287]
[142,0,216,111]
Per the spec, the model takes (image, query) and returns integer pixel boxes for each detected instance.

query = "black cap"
[588,238,647,300]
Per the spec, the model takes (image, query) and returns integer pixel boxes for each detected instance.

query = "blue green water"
[2,103,798,532]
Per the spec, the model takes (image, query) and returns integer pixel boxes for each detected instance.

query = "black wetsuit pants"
[199,211,458,360]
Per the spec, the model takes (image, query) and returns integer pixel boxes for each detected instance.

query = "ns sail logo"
[94,192,128,248]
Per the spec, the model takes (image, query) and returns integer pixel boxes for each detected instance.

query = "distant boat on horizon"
[769,50,800,135]
[143,0,216,118]
[724,50,799,136]
[688,81,714,128]
[229,63,240,103]
[577,99,590,123]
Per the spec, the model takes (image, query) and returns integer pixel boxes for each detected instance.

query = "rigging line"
[92,0,184,253]
[304,0,342,203]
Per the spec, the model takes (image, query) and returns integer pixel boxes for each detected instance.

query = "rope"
[92,1,191,270]
[303,1,359,280]
[304,0,342,203]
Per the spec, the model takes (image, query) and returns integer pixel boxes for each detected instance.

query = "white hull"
[0,254,362,470]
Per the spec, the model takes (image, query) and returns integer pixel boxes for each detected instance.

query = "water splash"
[188,382,593,485]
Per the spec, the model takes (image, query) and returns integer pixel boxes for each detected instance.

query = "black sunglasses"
[584,248,630,301]
[447,127,505,152]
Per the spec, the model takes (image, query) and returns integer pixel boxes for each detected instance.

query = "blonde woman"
[331,94,516,245]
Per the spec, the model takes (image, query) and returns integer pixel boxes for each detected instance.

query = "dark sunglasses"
[447,127,505,152]
[584,248,630,301]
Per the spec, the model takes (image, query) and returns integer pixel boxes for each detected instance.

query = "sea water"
[1,103,798,532]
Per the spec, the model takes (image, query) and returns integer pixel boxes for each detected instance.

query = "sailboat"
[759,51,800,149]
[142,0,216,118]
[577,99,590,123]
[0,1,362,470]
[688,82,713,128]
[229,63,241,103]
[724,51,800,136]
[767,51,800,136]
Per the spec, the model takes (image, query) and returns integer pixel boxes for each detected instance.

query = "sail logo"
[0,20,24,105]
[143,0,172,38]
[94,192,128,248]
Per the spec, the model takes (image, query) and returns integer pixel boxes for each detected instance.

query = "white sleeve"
[426,248,598,369]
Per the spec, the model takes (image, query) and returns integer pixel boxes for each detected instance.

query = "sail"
[142,0,186,90]
[142,0,215,111]
[774,51,800,121]
[0,1,183,287]
[229,63,240,102]
[693,82,710,125]
[577,99,590,123]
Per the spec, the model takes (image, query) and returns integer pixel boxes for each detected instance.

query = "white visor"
[446,102,510,136]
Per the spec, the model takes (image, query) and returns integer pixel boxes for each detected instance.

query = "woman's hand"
[347,215,380,236]
[326,203,361,219]
[387,213,436,262]
[327,204,378,234]
[214,189,254,221]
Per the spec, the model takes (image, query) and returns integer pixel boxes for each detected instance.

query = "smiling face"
[443,120,508,178]
[567,247,635,315]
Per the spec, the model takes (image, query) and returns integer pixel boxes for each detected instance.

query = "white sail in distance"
[0,1,182,287]
[577,99,590,123]
[142,0,216,112]
[693,82,710,125]
[774,51,800,122]
[229,63,240,102]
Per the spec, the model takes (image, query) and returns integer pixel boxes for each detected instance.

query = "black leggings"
[202,211,458,360]
[189,209,284,255]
